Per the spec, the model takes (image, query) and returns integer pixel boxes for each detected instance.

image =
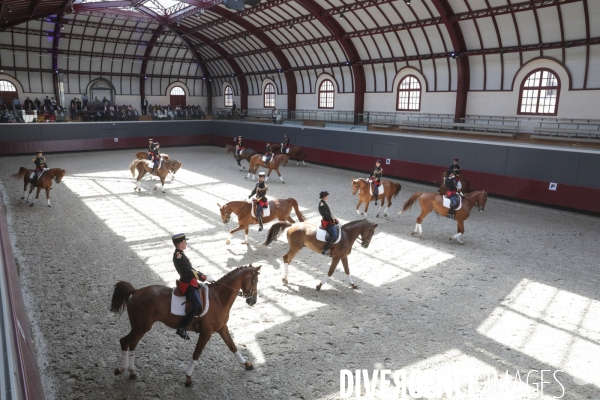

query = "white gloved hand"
[205,275,215,283]
[44,168,49,171]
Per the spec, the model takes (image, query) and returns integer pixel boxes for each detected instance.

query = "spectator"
[13,96,20,109]
[102,97,108,106]
[34,97,41,109]
[44,96,51,107]
[81,93,88,108]
[76,98,82,117]
[232,101,236,116]
[272,107,278,124]
[142,97,148,115]
[24,97,33,109]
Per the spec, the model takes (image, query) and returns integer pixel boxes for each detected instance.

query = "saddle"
[442,195,462,210]
[262,155,272,163]
[369,181,384,196]
[29,170,45,180]
[316,224,342,244]
[171,281,209,320]
[251,201,271,218]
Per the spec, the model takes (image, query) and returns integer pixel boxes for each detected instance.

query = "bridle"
[221,201,248,223]
[357,224,376,248]
[238,267,258,300]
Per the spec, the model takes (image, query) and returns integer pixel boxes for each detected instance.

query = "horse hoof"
[384,214,387,217]
[226,240,231,245]
[351,284,358,289]
[282,278,288,285]
[241,241,248,244]
[129,373,138,380]
[245,177,248,180]
[244,362,254,371]
[316,284,322,291]
[154,187,157,191]
[114,368,122,376]
[376,214,379,218]
[29,203,34,207]
[411,232,416,236]
[185,381,193,387]
[48,205,52,207]
[162,190,166,193]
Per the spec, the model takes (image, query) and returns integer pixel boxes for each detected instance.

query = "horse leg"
[184,331,211,387]
[282,248,301,285]
[341,257,358,289]
[451,219,465,245]
[226,225,246,245]
[316,258,341,291]
[45,187,51,207]
[242,226,249,245]
[218,325,254,371]
[30,187,41,207]
[356,199,363,216]
[26,186,34,203]
[114,326,149,379]
[363,201,370,220]
[274,168,284,184]
[22,179,28,200]
[375,197,383,218]
[383,195,391,217]
[411,208,431,238]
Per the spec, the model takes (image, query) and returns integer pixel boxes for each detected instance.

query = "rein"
[356,224,376,248]
[210,268,258,299]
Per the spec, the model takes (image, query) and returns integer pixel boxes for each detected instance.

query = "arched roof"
[0,0,596,112]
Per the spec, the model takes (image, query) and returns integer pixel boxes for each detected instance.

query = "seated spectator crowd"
[149,104,205,120]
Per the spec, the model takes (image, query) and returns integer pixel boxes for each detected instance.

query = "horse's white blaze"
[128,351,135,372]
[185,359,198,376]
[121,350,129,370]
[234,351,246,364]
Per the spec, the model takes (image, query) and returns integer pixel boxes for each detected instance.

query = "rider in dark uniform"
[282,134,290,154]
[172,233,213,340]
[235,136,245,161]
[32,151,48,185]
[264,143,273,164]
[445,173,459,219]
[369,159,383,205]
[248,172,268,231]
[318,191,338,256]
[151,142,161,175]
[447,158,461,181]
[148,138,156,160]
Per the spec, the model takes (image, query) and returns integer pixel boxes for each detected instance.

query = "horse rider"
[235,136,245,161]
[32,150,48,186]
[318,191,339,256]
[148,138,156,160]
[445,172,460,220]
[173,233,214,340]
[264,142,274,164]
[151,142,161,175]
[248,172,268,231]
[368,159,383,205]
[282,134,290,154]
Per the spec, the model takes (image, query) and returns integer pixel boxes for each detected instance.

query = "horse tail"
[287,198,306,222]
[401,191,423,214]
[12,167,28,180]
[110,281,136,315]
[263,222,292,246]
[392,182,402,199]
[129,160,140,178]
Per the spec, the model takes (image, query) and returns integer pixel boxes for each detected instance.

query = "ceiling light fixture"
[6,5,12,12]
[288,24,293,30]
[404,0,411,4]
[339,13,344,19]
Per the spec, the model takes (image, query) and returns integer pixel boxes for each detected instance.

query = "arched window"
[0,80,18,107]
[518,68,560,115]
[264,83,275,108]
[318,79,334,109]
[397,75,421,111]
[169,85,186,107]
[224,86,233,107]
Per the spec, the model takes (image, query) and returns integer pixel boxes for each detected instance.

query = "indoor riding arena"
[0,1,599,400]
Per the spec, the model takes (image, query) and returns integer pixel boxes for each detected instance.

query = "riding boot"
[258,216,263,231]
[322,237,334,256]
[447,206,456,219]
[176,328,190,340]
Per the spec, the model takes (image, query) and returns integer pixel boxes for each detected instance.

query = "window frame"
[0,80,17,92]
[396,75,422,112]
[517,68,560,116]
[318,79,335,109]
[224,85,233,107]
[263,83,275,108]
[170,86,185,96]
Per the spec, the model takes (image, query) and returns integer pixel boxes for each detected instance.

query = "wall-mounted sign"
[549,182,557,191]
[114,138,119,142]
[386,159,391,165]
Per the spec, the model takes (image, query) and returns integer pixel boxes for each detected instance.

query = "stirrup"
[176,328,190,340]
[321,250,329,256]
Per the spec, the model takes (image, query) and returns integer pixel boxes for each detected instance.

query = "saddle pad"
[251,202,271,218]
[316,225,342,244]
[369,182,384,196]
[262,155,272,163]
[171,284,209,317]
[442,196,462,210]
[29,171,45,180]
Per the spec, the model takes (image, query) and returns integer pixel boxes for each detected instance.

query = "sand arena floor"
[0,146,599,400]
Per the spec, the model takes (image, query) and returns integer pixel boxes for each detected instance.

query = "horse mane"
[341,220,370,229]
[216,265,251,282]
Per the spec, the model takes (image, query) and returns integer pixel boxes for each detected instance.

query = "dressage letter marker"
[386,159,391,165]
[114,138,118,142]
[549,182,557,191]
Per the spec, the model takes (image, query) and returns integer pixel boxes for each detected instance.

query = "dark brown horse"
[263,220,378,290]
[110,265,261,387]
[246,153,289,183]
[218,198,305,244]
[134,152,177,181]
[12,167,67,207]
[225,145,258,171]
[400,190,488,244]
[129,159,182,193]
[269,143,307,166]
[351,178,402,218]
[438,173,471,195]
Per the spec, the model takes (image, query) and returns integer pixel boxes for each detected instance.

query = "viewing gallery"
[0,0,599,399]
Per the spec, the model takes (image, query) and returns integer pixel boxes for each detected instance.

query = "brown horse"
[218,198,305,244]
[269,143,307,166]
[438,173,472,195]
[225,145,258,171]
[351,178,402,218]
[135,151,171,161]
[400,190,488,244]
[129,159,182,193]
[12,167,67,207]
[246,153,289,183]
[263,220,378,290]
[110,265,261,387]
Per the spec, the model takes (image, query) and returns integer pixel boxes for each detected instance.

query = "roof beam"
[140,25,164,100]
[0,65,204,79]
[451,0,583,21]
[28,0,42,18]
[73,1,133,11]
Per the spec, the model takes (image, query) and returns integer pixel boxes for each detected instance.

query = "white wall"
[465,58,600,119]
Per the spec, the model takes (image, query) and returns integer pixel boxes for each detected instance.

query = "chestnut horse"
[225,145,258,171]
[129,159,182,193]
[263,220,378,290]
[12,167,67,207]
[246,153,289,183]
[400,190,488,244]
[438,173,472,195]
[218,198,305,244]
[110,265,261,387]
[134,152,177,181]
[269,143,307,166]
[351,178,402,218]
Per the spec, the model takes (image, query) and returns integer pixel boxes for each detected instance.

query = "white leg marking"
[418,224,423,234]
[246,172,250,180]
[279,176,284,182]
[128,351,135,373]
[346,274,354,285]
[383,207,388,216]
[376,205,383,216]
[185,359,198,377]
[234,351,246,365]
[303,160,306,166]
[121,350,129,370]
[242,234,249,244]
[320,275,329,285]
[226,233,233,245]
[47,199,51,207]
